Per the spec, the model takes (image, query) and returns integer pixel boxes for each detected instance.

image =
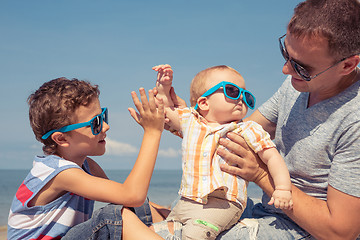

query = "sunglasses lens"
[292,62,311,81]
[225,84,240,99]
[103,108,108,124]
[91,115,102,135]
[280,37,311,81]
[244,92,255,109]
[280,42,289,61]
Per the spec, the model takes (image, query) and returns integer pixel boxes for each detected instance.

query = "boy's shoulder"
[34,155,80,168]
[11,155,85,210]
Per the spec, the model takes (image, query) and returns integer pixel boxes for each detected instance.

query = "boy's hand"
[128,88,165,132]
[268,189,293,210]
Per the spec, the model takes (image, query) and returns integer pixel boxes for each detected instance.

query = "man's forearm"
[283,186,359,240]
[256,175,359,240]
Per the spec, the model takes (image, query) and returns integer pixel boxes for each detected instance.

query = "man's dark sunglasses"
[279,34,348,81]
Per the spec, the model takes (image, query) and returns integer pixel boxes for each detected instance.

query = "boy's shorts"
[63,198,153,240]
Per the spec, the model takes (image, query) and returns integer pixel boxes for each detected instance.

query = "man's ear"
[51,132,70,147]
[341,55,360,75]
[197,97,209,111]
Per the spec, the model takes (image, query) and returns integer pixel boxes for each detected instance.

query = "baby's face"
[203,69,249,124]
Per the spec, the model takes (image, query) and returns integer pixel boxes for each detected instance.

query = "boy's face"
[63,99,110,161]
[203,69,248,124]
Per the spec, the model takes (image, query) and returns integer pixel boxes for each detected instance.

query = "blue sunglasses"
[42,107,108,140]
[194,81,256,110]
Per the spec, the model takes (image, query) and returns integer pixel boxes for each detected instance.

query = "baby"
[153,64,293,239]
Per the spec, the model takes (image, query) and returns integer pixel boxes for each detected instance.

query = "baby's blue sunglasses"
[42,107,108,140]
[194,81,256,110]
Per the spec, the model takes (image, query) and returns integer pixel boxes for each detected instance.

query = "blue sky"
[0,0,302,169]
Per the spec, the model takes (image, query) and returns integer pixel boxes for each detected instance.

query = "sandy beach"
[0,226,6,240]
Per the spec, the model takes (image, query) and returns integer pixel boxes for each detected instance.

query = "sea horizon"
[0,169,263,226]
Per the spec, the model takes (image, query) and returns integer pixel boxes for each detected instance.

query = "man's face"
[281,33,342,96]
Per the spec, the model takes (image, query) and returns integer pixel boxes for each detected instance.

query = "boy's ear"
[51,132,70,147]
[341,55,360,75]
[197,97,210,111]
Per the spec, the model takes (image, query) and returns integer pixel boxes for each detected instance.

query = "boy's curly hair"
[28,77,100,155]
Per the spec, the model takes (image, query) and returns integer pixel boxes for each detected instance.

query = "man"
[218,0,360,239]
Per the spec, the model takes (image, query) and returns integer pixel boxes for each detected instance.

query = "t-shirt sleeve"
[329,121,360,197]
[237,121,275,153]
[258,76,292,124]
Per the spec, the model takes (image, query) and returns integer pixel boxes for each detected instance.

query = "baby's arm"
[152,64,174,107]
[258,148,293,210]
[153,64,181,132]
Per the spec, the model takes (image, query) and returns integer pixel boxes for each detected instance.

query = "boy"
[152,65,292,239]
[7,77,165,239]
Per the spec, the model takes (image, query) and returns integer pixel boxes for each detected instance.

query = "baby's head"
[190,65,255,124]
[28,77,100,155]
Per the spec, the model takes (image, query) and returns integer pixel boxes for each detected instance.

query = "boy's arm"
[87,157,109,179]
[53,88,165,207]
[258,148,293,209]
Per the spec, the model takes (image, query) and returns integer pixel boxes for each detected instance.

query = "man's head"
[280,0,360,97]
[288,0,360,60]
[28,77,100,155]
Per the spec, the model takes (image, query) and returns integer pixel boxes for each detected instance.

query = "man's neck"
[308,68,359,107]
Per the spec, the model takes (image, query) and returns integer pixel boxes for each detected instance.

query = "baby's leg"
[168,195,243,240]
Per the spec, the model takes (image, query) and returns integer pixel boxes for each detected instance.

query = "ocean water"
[0,169,263,226]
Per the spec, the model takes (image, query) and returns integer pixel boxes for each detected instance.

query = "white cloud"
[106,138,138,156]
[105,138,181,158]
[158,147,181,158]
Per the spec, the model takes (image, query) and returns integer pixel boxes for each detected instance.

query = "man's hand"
[169,86,186,109]
[218,132,269,184]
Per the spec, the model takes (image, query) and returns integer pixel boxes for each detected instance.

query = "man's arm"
[287,184,360,240]
[218,131,360,240]
[244,109,276,139]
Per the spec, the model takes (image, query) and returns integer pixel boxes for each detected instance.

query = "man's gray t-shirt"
[258,76,360,202]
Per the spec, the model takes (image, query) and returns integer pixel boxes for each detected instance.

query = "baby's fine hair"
[189,65,242,107]
[28,77,99,155]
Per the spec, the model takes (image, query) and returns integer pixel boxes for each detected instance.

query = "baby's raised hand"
[128,88,165,133]
[152,64,174,107]
[152,64,173,87]
[268,189,293,210]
